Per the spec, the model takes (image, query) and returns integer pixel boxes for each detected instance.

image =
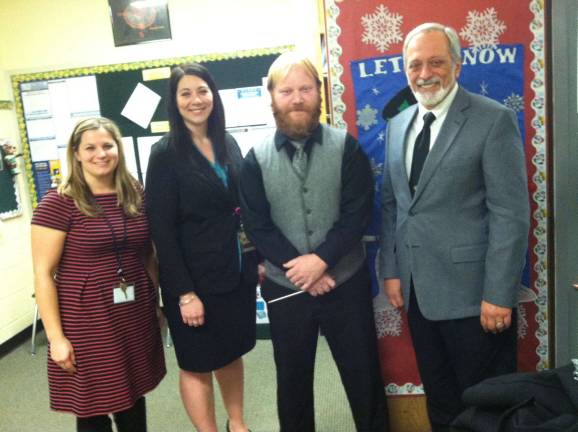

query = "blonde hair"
[267,52,322,92]
[59,117,142,217]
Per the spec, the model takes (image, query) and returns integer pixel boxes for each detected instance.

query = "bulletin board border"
[11,45,292,208]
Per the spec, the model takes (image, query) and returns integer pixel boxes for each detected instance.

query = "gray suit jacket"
[378,86,530,321]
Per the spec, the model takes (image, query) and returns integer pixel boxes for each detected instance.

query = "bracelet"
[178,294,197,307]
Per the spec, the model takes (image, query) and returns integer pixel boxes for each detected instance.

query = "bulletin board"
[11,46,289,207]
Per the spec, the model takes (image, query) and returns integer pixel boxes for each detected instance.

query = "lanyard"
[94,199,128,283]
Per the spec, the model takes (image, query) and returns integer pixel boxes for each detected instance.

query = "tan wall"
[0,0,321,344]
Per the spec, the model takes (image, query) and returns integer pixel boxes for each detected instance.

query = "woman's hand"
[50,336,76,374]
[179,292,205,327]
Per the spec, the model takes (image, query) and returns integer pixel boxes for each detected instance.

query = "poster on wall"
[323,0,548,395]
[20,76,101,203]
[108,0,172,47]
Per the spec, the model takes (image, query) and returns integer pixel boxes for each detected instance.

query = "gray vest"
[254,125,365,290]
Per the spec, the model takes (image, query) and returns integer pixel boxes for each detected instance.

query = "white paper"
[228,125,276,157]
[29,138,59,162]
[66,76,100,116]
[219,85,274,128]
[122,136,138,180]
[48,80,75,146]
[26,118,56,141]
[121,83,161,129]
[137,136,162,180]
[22,90,52,119]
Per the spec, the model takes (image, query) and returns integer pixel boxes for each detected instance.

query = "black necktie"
[409,112,436,196]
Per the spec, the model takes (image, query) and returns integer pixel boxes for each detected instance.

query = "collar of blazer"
[405,87,471,206]
[187,145,236,205]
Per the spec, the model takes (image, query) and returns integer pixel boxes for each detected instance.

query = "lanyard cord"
[94,199,128,282]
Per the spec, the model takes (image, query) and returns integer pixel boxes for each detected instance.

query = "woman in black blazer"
[146,64,257,432]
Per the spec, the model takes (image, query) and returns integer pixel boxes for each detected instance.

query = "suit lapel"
[411,88,469,204]
[392,106,417,201]
[189,149,233,203]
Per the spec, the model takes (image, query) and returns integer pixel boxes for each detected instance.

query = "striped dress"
[31,190,166,417]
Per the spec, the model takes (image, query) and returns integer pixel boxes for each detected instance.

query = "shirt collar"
[417,83,459,121]
[274,124,324,152]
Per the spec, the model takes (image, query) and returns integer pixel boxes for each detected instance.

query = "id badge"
[113,281,135,304]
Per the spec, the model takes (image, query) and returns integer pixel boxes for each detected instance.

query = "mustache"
[416,78,441,86]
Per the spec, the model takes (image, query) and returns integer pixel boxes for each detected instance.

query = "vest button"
[302,187,308,193]
[306,209,312,214]
[308,230,313,236]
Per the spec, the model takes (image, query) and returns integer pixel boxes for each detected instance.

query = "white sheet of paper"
[21,90,52,120]
[228,125,276,157]
[48,80,74,146]
[66,76,100,115]
[122,136,138,180]
[29,138,59,162]
[121,83,161,129]
[27,118,57,141]
[219,85,274,128]
[137,136,161,180]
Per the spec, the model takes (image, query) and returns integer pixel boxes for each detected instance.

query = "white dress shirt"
[405,84,460,179]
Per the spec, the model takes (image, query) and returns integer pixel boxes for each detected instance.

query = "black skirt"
[163,266,257,373]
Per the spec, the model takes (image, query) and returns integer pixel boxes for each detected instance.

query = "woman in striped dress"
[31,117,166,432]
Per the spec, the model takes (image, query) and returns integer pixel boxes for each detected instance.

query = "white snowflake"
[374,308,403,338]
[459,8,506,52]
[377,131,385,142]
[503,92,524,112]
[356,104,378,131]
[370,158,383,178]
[361,5,403,53]
[372,87,381,95]
[517,303,528,339]
[480,81,489,96]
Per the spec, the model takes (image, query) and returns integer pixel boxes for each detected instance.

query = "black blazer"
[146,133,255,298]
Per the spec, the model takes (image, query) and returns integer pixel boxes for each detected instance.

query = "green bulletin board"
[12,46,290,207]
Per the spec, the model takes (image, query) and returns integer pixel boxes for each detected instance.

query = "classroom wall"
[0,0,322,345]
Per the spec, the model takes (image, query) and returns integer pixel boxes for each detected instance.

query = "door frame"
[551,0,578,365]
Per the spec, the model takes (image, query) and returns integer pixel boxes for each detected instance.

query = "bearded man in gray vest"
[239,52,388,432]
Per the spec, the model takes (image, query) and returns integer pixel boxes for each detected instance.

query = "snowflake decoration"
[372,87,381,95]
[504,92,524,112]
[518,304,528,339]
[377,131,385,142]
[361,5,403,53]
[374,308,402,338]
[370,158,383,178]
[460,8,506,52]
[480,81,489,96]
[356,104,378,131]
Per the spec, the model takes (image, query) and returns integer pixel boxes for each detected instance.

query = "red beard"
[272,99,322,140]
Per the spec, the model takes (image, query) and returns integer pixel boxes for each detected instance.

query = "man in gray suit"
[379,23,530,431]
